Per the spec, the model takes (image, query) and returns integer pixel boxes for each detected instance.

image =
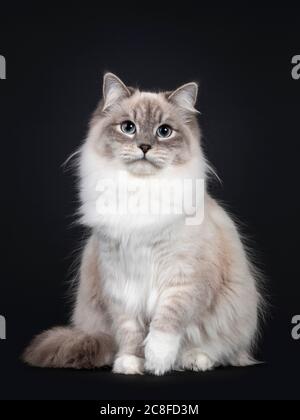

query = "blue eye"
[121,121,136,135]
[157,124,172,138]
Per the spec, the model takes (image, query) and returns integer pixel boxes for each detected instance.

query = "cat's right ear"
[102,73,131,110]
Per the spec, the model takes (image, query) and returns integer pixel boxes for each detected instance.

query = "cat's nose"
[139,144,152,154]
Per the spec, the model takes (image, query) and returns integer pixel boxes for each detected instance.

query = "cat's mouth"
[142,155,160,166]
[124,155,163,175]
[126,155,161,168]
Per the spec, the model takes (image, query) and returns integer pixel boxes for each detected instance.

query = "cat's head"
[86,73,203,176]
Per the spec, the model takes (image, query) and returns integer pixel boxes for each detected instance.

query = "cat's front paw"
[144,330,181,376]
[180,348,215,372]
[113,354,144,375]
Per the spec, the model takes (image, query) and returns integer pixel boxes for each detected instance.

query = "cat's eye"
[157,124,172,139]
[121,120,136,135]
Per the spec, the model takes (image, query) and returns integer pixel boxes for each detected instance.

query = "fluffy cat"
[23,73,263,375]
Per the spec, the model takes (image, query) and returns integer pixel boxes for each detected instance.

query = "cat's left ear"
[168,82,199,113]
[102,72,131,110]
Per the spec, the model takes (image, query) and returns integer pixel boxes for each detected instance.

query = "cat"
[23,73,263,375]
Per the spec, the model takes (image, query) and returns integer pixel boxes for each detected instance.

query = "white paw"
[180,349,214,372]
[113,354,144,375]
[144,330,181,376]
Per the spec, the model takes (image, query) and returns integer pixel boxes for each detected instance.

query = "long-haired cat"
[23,73,263,375]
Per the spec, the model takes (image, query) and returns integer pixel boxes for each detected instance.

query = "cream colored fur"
[23,73,263,375]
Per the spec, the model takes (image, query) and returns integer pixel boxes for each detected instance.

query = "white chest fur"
[98,232,164,319]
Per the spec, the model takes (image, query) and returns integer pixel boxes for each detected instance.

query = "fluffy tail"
[22,326,115,369]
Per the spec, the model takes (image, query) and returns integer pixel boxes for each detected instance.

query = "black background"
[0,2,300,400]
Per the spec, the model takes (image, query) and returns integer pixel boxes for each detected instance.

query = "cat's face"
[89,73,201,176]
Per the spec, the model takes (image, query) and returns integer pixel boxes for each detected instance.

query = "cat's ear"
[102,73,131,110]
[168,82,199,113]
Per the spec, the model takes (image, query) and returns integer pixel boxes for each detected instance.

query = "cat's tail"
[22,326,115,369]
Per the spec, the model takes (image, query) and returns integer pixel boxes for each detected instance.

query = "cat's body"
[24,74,263,375]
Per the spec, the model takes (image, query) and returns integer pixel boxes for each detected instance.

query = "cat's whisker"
[61,149,81,172]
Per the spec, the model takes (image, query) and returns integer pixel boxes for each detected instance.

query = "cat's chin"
[125,159,162,176]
